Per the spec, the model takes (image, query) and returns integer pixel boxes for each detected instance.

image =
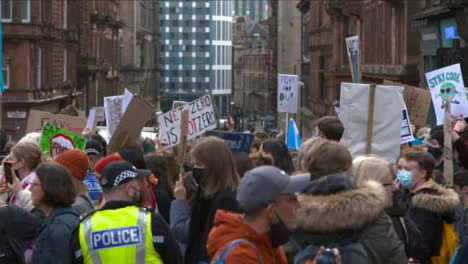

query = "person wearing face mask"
[399,151,460,264]
[181,137,242,264]
[207,166,309,263]
[71,161,183,264]
[427,128,446,185]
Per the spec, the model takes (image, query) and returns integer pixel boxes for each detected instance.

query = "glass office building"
[233,0,269,22]
[160,0,233,119]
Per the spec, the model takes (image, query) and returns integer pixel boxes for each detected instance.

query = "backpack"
[431,221,459,264]
[211,238,264,264]
[292,237,368,264]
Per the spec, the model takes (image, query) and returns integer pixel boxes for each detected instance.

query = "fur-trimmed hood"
[411,180,459,214]
[297,180,387,233]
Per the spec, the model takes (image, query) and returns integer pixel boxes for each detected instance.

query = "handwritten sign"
[278,74,298,113]
[426,64,468,125]
[158,95,217,149]
[346,36,360,83]
[26,110,87,135]
[401,104,414,144]
[104,95,124,141]
[383,80,431,128]
[40,123,87,158]
[91,106,105,122]
[205,131,254,153]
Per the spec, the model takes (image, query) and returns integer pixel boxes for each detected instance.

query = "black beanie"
[430,128,444,147]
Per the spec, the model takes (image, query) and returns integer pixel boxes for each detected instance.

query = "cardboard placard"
[383,80,431,128]
[104,95,124,141]
[278,74,299,113]
[26,110,87,135]
[158,95,217,149]
[340,83,403,163]
[107,96,154,154]
[40,123,87,158]
[425,64,468,125]
[205,131,255,153]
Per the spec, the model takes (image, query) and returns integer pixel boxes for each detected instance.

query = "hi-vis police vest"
[78,206,162,264]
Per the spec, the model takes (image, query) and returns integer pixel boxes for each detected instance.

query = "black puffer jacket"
[0,205,42,264]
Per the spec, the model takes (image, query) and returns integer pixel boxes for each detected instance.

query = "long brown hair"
[190,136,239,198]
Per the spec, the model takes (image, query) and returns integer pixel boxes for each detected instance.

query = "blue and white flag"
[287,118,302,150]
[0,19,4,93]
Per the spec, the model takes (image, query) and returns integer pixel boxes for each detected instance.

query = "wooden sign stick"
[443,95,454,187]
[177,109,189,169]
[366,84,376,154]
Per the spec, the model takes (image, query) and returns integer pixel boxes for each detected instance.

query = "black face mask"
[428,146,442,160]
[192,168,205,186]
[268,211,291,247]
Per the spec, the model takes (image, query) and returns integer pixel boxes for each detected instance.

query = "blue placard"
[205,131,254,153]
[91,226,141,250]
[445,25,457,40]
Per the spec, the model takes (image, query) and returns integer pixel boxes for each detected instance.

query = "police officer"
[72,161,182,264]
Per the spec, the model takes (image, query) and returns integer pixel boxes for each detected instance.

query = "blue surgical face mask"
[397,170,414,189]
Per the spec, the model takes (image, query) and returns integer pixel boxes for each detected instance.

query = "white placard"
[122,88,134,113]
[277,74,299,113]
[345,36,359,57]
[158,95,217,148]
[340,83,403,163]
[86,108,96,130]
[104,95,124,141]
[401,104,414,145]
[92,106,105,122]
[426,64,468,125]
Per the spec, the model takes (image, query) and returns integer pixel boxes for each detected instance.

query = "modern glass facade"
[160,0,233,119]
[234,0,269,22]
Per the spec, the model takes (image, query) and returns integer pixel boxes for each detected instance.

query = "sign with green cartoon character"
[426,64,468,125]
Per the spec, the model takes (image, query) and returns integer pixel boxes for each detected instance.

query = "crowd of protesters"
[1,114,468,263]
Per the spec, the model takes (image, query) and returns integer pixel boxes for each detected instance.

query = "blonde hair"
[18,132,42,146]
[191,136,239,198]
[11,141,45,171]
[352,156,394,185]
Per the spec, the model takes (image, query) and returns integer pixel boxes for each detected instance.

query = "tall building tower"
[234,0,269,22]
[160,0,233,119]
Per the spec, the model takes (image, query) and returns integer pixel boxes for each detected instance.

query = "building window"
[1,0,12,22]
[2,58,8,89]
[37,48,41,88]
[63,0,67,29]
[21,0,30,23]
[63,48,67,82]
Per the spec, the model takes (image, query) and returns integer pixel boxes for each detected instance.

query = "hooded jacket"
[207,210,288,264]
[296,177,405,264]
[406,179,460,263]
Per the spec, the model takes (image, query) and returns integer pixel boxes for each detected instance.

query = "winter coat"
[0,205,42,264]
[455,205,468,240]
[296,177,404,264]
[170,200,192,255]
[184,188,242,264]
[406,179,460,264]
[207,210,288,264]
[454,137,468,170]
[155,186,174,223]
[32,206,79,264]
[72,194,94,217]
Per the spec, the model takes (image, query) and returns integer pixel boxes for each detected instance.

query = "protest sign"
[104,95,124,141]
[383,80,431,128]
[122,88,134,114]
[277,74,299,113]
[86,108,97,133]
[205,131,254,153]
[401,104,414,145]
[158,95,217,149]
[346,36,360,83]
[92,106,105,122]
[40,123,87,158]
[340,83,403,163]
[425,64,468,125]
[26,110,87,135]
[107,96,154,154]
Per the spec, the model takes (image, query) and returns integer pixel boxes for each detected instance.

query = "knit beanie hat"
[55,149,89,181]
[430,126,444,147]
[94,154,124,175]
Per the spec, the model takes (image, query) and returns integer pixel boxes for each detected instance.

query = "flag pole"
[285,113,289,144]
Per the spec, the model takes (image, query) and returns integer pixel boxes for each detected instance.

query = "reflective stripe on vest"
[79,206,162,264]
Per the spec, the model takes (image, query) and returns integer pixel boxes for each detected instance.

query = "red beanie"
[55,149,89,181]
[94,154,124,175]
